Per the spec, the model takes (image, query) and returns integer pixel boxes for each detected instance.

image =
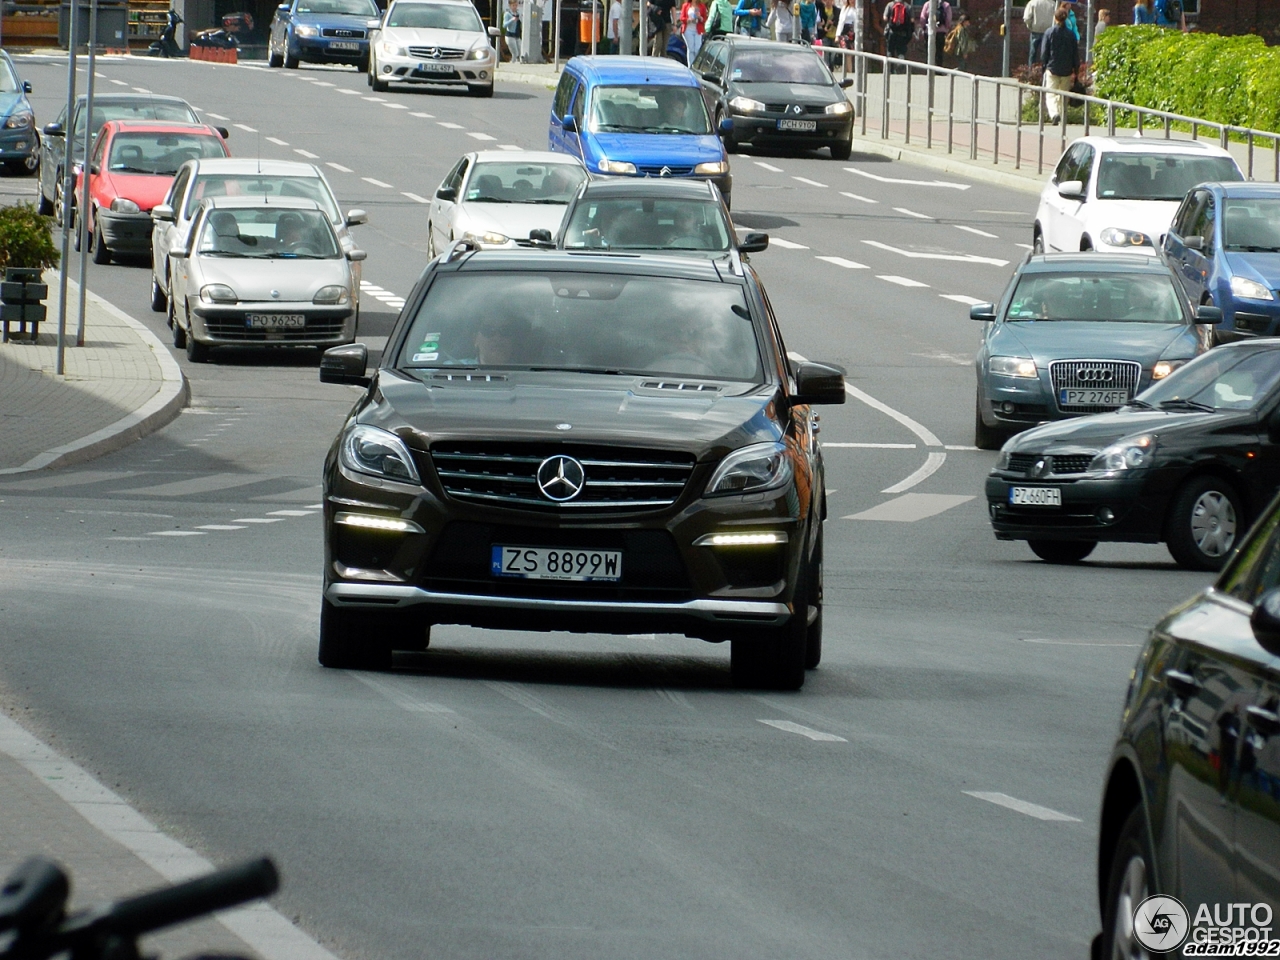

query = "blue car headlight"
[1231,276,1275,302]
[295,24,320,37]
[989,356,1038,378]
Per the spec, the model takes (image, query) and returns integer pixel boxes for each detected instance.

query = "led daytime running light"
[334,512,423,533]
[696,532,789,546]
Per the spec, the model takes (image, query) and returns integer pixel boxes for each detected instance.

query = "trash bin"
[58,0,129,49]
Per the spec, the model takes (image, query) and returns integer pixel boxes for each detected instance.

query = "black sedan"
[986,338,1280,569]
[690,36,854,160]
[316,242,846,689]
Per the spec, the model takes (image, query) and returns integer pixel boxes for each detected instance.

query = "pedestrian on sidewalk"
[608,0,623,51]
[767,0,795,42]
[882,0,913,65]
[797,0,817,42]
[919,0,952,66]
[1041,3,1079,123]
[1094,7,1110,36]
[705,0,735,37]
[679,0,706,58]
[1022,0,1054,66]
[648,0,676,54]
[503,0,522,61]
[735,0,765,35]
[1153,0,1186,29]
[1132,0,1153,24]
[945,14,977,72]
[1062,0,1080,39]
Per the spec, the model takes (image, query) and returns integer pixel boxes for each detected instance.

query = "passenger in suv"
[316,243,846,689]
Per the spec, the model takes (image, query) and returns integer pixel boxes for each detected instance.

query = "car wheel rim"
[1112,854,1149,960]
[1190,490,1237,557]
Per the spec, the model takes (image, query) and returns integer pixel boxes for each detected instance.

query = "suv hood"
[994,321,1191,362]
[1083,198,1181,242]
[366,370,782,460]
[1004,407,1219,453]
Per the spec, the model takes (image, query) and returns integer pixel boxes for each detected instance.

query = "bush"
[0,202,59,272]
[1093,25,1280,134]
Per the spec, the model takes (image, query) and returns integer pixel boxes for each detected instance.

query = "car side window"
[1190,196,1216,250]
[447,158,469,194]
[1052,144,1081,184]
[570,82,586,128]
[690,44,710,74]
[713,44,730,81]
[553,71,576,118]
[167,167,191,211]
[1170,191,1202,238]
[90,133,107,172]
[1075,145,1095,189]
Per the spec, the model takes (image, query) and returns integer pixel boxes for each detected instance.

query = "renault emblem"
[792,104,803,115]
[1031,458,1049,478]
[536,455,585,502]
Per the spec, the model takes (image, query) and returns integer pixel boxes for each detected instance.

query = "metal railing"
[818,47,1280,182]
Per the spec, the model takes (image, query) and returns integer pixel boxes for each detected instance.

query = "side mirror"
[1057,179,1085,200]
[151,203,175,222]
[528,228,553,246]
[435,185,457,202]
[487,25,501,36]
[1194,305,1222,325]
[700,71,717,82]
[366,17,381,29]
[278,3,290,10]
[970,302,997,321]
[1251,587,1280,657]
[212,126,229,140]
[792,361,847,405]
[345,208,368,226]
[346,248,367,262]
[1184,235,1205,252]
[42,122,63,137]
[739,231,769,253]
[838,78,853,89]
[22,81,32,94]
[718,116,734,136]
[320,343,370,386]
[561,115,577,134]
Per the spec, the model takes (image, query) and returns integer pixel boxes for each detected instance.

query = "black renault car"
[689,36,855,160]
[316,242,845,689]
[1094,497,1280,958]
[986,339,1280,570]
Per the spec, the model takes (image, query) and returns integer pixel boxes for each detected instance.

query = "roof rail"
[443,238,481,263]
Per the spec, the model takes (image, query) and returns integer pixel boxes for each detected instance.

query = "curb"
[851,138,1045,195]
[0,286,188,476]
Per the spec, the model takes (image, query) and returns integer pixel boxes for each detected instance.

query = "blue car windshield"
[1136,348,1280,412]
[295,0,376,14]
[1006,272,1183,324]
[386,3,483,29]
[1223,199,1280,253]
[589,85,711,135]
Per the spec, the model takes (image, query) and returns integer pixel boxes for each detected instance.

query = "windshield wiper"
[1233,245,1280,253]
[110,165,155,174]
[274,252,329,259]
[514,198,570,204]
[527,365,628,375]
[1125,397,1154,409]
[1158,398,1216,412]
[594,123,645,132]
[199,251,253,258]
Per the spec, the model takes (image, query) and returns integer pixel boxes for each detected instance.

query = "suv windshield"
[387,2,483,29]
[1006,272,1183,323]
[185,174,340,221]
[562,198,731,251]
[107,132,225,176]
[729,49,832,84]
[198,208,339,259]
[1135,348,1280,412]
[1095,153,1242,201]
[1223,198,1280,253]
[295,0,376,13]
[465,162,586,203]
[589,85,711,135]
[399,272,761,380]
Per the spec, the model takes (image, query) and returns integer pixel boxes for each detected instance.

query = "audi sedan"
[315,244,846,689]
[973,252,1217,450]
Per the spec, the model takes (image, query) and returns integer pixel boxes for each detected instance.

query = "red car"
[79,119,229,264]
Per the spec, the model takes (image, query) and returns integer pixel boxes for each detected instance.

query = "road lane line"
[382,102,408,109]
[754,161,784,172]
[1021,638,1141,647]
[893,207,932,219]
[196,524,246,531]
[264,136,288,145]
[843,493,973,522]
[362,96,386,102]
[816,255,868,269]
[840,191,878,203]
[336,89,360,95]
[878,275,930,288]
[108,78,128,85]
[311,80,334,86]
[350,673,455,713]
[467,131,497,140]
[294,148,319,158]
[266,509,311,516]
[940,294,986,305]
[793,176,828,187]
[768,237,809,250]
[862,239,1010,266]
[205,112,229,120]
[402,191,430,203]
[362,177,393,188]
[409,111,434,117]
[757,719,847,742]
[881,452,947,493]
[148,530,206,537]
[944,444,979,451]
[498,144,522,150]
[963,791,1081,822]
[232,518,284,524]
[326,162,353,173]
[844,166,970,189]
[438,121,464,129]
[955,224,999,238]
[823,442,917,449]
[131,86,152,93]
[232,123,257,133]
[1015,242,1034,250]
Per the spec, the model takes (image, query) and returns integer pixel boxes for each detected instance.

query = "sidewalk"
[0,274,187,475]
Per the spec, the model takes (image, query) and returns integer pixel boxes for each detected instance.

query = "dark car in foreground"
[1093,501,1280,958]
[986,339,1280,569]
[0,51,38,176]
[316,242,846,689]
[973,252,1217,450]
[690,36,854,160]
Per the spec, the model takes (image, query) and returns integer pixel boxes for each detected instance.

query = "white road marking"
[350,673,455,713]
[266,509,311,516]
[132,86,152,93]
[265,136,289,145]
[793,176,828,187]
[911,350,971,366]
[768,237,809,250]
[108,78,129,86]
[881,451,947,493]
[893,206,932,219]
[955,224,999,238]
[383,102,408,110]
[294,148,319,158]
[336,89,360,95]
[498,144,522,150]
[1021,638,1141,647]
[326,162,353,173]
[311,80,335,87]
[840,191,878,203]
[233,518,284,524]
[233,123,257,133]
[467,131,498,140]
[823,442,917,449]
[754,161,784,172]
[964,791,1081,822]
[878,275,930,288]
[149,530,207,537]
[816,255,868,269]
[117,473,274,497]
[940,294,986,305]
[362,96,386,102]
[205,112,229,120]
[843,493,974,522]
[362,177,394,188]
[945,444,979,451]
[409,111,434,117]
[844,166,970,189]
[1015,242,1034,250]
[862,239,1010,266]
[438,121,464,129]
[757,719,847,742]
[402,191,430,203]
[196,524,246,531]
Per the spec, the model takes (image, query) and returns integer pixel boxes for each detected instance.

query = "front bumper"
[375,51,496,86]
[98,210,154,254]
[1222,296,1280,338]
[190,301,356,347]
[980,369,1153,430]
[728,112,853,147]
[0,128,37,163]
[293,36,369,63]
[985,472,1163,543]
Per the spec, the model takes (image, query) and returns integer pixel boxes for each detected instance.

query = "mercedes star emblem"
[431,48,442,59]
[536,455,586,502]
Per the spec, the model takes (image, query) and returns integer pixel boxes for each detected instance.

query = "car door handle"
[1246,704,1280,736]
[1165,669,1200,698]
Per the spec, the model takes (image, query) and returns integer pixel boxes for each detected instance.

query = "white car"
[168,197,365,363]
[427,151,588,255]
[151,158,366,314]
[1034,136,1243,255]
[366,0,498,98]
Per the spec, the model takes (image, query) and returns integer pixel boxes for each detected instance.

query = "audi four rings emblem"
[536,455,586,502]
[1075,368,1115,382]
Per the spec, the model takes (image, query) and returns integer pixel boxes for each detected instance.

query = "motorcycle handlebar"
[99,857,279,939]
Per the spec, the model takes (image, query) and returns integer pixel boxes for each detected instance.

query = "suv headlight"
[3,111,32,130]
[109,197,141,214]
[1099,227,1152,248]
[728,96,764,114]
[295,24,319,36]
[341,423,421,484]
[467,42,491,59]
[598,159,636,174]
[313,284,349,304]
[1231,276,1275,301]
[462,230,509,245]
[989,356,1037,378]
[825,100,852,115]
[1086,434,1155,474]
[199,283,238,303]
[694,160,727,175]
[379,39,405,56]
[704,441,793,496]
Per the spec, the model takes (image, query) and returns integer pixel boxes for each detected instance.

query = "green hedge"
[1093,25,1280,134]
[0,202,58,273]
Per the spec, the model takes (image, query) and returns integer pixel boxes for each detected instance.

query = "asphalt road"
[0,54,1217,960]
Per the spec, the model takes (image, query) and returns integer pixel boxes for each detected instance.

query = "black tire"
[1080,236,1094,252]
[1100,807,1155,960]
[92,221,111,264]
[171,299,186,346]
[268,46,283,67]
[150,275,167,312]
[829,137,852,161]
[1028,540,1097,564]
[974,389,1004,451]
[318,600,427,668]
[1165,475,1242,571]
[1032,228,1044,254]
[804,525,824,670]
[469,84,494,98]
[357,54,370,73]
[284,48,300,68]
[186,324,209,363]
[37,188,54,216]
[371,73,389,93]
[731,561,808,690]
[53,173,66,226]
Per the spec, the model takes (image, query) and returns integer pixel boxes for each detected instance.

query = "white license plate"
[418,61,455,73]
[329,40,360,50]
[491,545,622,582]
[246,313,305,329]
[1009,486,1062,507]
[1060,388,1129,406]
[777,118,817,132]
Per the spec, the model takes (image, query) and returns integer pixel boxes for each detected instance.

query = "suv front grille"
[407,45,465,59]
[1050,359,1142,413]
[427,443,696,512]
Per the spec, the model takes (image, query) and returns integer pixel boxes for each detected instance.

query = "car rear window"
[75,102,197,138]
[296,0,376,13]
[729,49,832,85]
[107,132,227,176]
[1006,272,1183,324]
[562,198,731,252]
[399,272,761,381]
[185,174,340,221]
[1095,153,1242,201]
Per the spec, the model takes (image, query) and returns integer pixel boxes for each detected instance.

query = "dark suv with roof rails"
[316,242,846,689]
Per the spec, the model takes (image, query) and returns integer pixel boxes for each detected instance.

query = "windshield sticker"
[412,352,439,362]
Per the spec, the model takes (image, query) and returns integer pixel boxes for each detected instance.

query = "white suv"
[367,0,497,98]
[1034,136,1243,255]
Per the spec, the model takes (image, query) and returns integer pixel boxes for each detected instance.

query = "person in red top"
[679,0,707,60]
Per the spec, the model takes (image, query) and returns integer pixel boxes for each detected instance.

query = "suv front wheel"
[730,558,810,690]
